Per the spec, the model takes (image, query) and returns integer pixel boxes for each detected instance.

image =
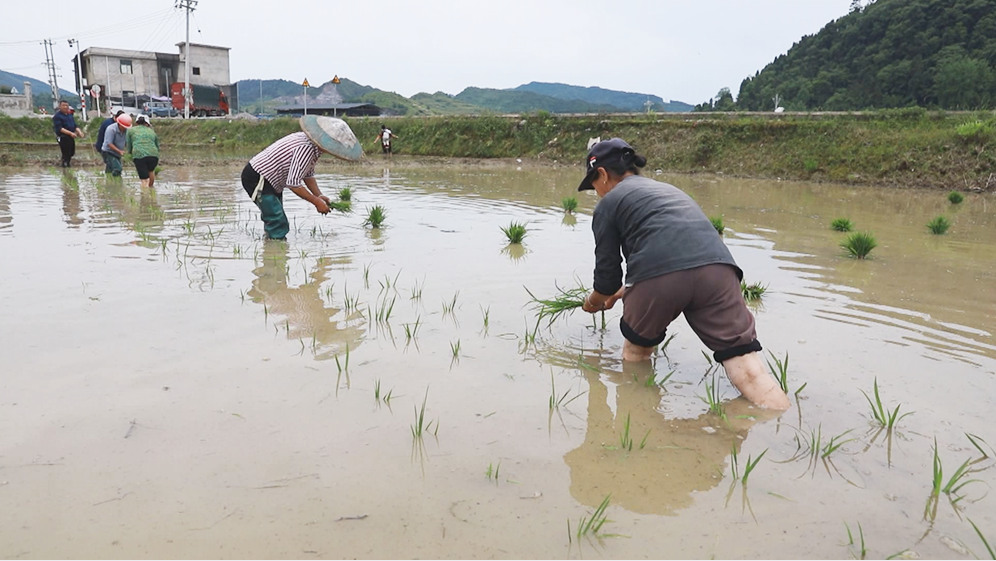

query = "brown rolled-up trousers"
[620,263,761,362]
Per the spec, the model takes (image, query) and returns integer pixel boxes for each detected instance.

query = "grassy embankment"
[2,109,994,190]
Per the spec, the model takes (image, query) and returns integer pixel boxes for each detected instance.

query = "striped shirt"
[249,132,322,194]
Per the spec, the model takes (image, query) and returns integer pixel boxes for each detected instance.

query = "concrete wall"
[82,48,161,101]
[0,82,33,117]
[178,44,230,87]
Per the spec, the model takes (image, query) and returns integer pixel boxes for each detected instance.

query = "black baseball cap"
[578,138,636,191]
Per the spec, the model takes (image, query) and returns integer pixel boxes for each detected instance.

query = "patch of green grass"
[561,196,578,213]
[861,378,912,430]
[831,217,854,232]
[948,190,965,204]
[501,221,528,244]
[927,215,951,235]
[741,280,767,303]
[841,231,877,259]
[709,215,725,235]
[364,205,386,228]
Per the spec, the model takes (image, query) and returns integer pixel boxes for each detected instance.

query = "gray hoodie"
[591,175,740,295]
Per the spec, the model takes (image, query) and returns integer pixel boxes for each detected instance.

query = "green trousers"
[256,192,289,240]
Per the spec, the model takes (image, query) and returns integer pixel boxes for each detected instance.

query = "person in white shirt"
[375,124,398,155]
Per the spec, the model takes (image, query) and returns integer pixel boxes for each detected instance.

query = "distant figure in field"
[100,113,132,177]
[52,100,84,167]
[126,115,160,188]
[94,110,125,155]
[375,124,398,155]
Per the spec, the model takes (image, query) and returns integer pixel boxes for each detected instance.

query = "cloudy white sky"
[1,0,855,104]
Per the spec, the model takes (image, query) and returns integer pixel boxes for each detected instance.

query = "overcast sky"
[1,0,854,104]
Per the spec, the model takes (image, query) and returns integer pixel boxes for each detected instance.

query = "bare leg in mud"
[622,341,790,410]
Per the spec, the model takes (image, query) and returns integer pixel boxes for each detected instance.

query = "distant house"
[274,103,380,117]
[74,43,236,114]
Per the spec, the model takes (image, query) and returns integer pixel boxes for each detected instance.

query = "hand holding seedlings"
[582,287,624,313]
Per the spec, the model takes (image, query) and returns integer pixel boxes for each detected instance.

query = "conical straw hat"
[299,115,363,161]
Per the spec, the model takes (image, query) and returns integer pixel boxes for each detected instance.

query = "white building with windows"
[74,43,233,114]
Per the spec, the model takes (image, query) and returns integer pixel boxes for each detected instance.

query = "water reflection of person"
[247,242,364,360]
[0,183,11,233]
[60,171,83,227]
[564,363,762,516]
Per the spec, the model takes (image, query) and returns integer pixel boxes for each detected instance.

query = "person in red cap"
[578,138,789,409]
[100,113,132,177]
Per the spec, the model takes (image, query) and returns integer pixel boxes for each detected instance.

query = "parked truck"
[170,83,229,117]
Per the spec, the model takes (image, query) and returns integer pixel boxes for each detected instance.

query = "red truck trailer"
[170,82,230,117]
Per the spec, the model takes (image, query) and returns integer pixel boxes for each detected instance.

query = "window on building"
[120,60,132,74]
[192,67,201,76]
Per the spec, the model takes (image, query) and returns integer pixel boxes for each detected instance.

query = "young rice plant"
[831,217,854,232]
[927,215,951,235]
[501,221,528,244]
[841,231,877,259]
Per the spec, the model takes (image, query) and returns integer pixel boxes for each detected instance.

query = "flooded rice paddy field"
[1,162,995,559]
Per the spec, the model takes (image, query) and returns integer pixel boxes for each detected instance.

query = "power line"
[0,9,174,46]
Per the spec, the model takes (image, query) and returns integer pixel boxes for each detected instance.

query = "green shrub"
[955,120,993,145]
[804,159,819,173]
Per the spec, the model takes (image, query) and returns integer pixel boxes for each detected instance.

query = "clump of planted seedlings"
[844,522,867,560]
[364,205,386,228]
[710,215,725,235]
[927,215,951,235]
[841,232,877,259]
[861,378,912,430]
[338,186,352,202]
[561,196,579,214]
[501,221,528,244]
[968,519,994,560]
[549,372,585,411]
[831,217,854,232]
[925,438,984,521]
[485,461,501,483]
[700,366,726,421]
[617,412,650,452]
[948,191,964,204]
[411,389,438,441]
[741,281,767,303]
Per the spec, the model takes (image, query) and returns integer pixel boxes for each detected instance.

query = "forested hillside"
[514,82,693,112]
[735,0,996,111]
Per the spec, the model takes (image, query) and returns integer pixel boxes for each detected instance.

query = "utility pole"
[42,39,61,111]
[176,0,197,119]
[68,39,87,120]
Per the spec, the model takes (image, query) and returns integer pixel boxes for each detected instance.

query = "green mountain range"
[0,69,77,110]
[233,77,688,116]
[735,0,996,111]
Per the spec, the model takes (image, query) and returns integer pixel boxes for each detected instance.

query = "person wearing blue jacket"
[52,100,84,167]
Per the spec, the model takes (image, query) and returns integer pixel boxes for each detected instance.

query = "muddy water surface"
[1,162,994,559]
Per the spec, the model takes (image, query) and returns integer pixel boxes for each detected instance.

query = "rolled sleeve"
[591,205,624,295]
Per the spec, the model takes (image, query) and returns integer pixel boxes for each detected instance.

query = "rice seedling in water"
[333,344,351,374]
[442,292,459,315]
[927,215,951,235]
[561,196,579,214]
[645,369,675,389]
[924,438,982,521]
[700,368,726,421]
[658,334,677,358]
[861,378,912,430]
[549,372,585,410]
[741,281,767,303]
[375,296,396,323]
[374,379,381,401]
[568,494,613,544]
[526,283,588,327]
[617,413,651,452]
[485,461,501,483]
[968,519,995,560]
[740,449,768,486]
[480,305,490,330]
[841,232,877,259]
[831,217,854,232]
[845,522,867,560]
[338,186,352,202]
[500,221,528,244]
[766,351,806,397]
[402,316,422,342]
[949,191,965,204]
[364,205,386,228]
[710,215,725,235]
[966,433,993,458]
[411,389,437,440]
[450,339,461,358]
